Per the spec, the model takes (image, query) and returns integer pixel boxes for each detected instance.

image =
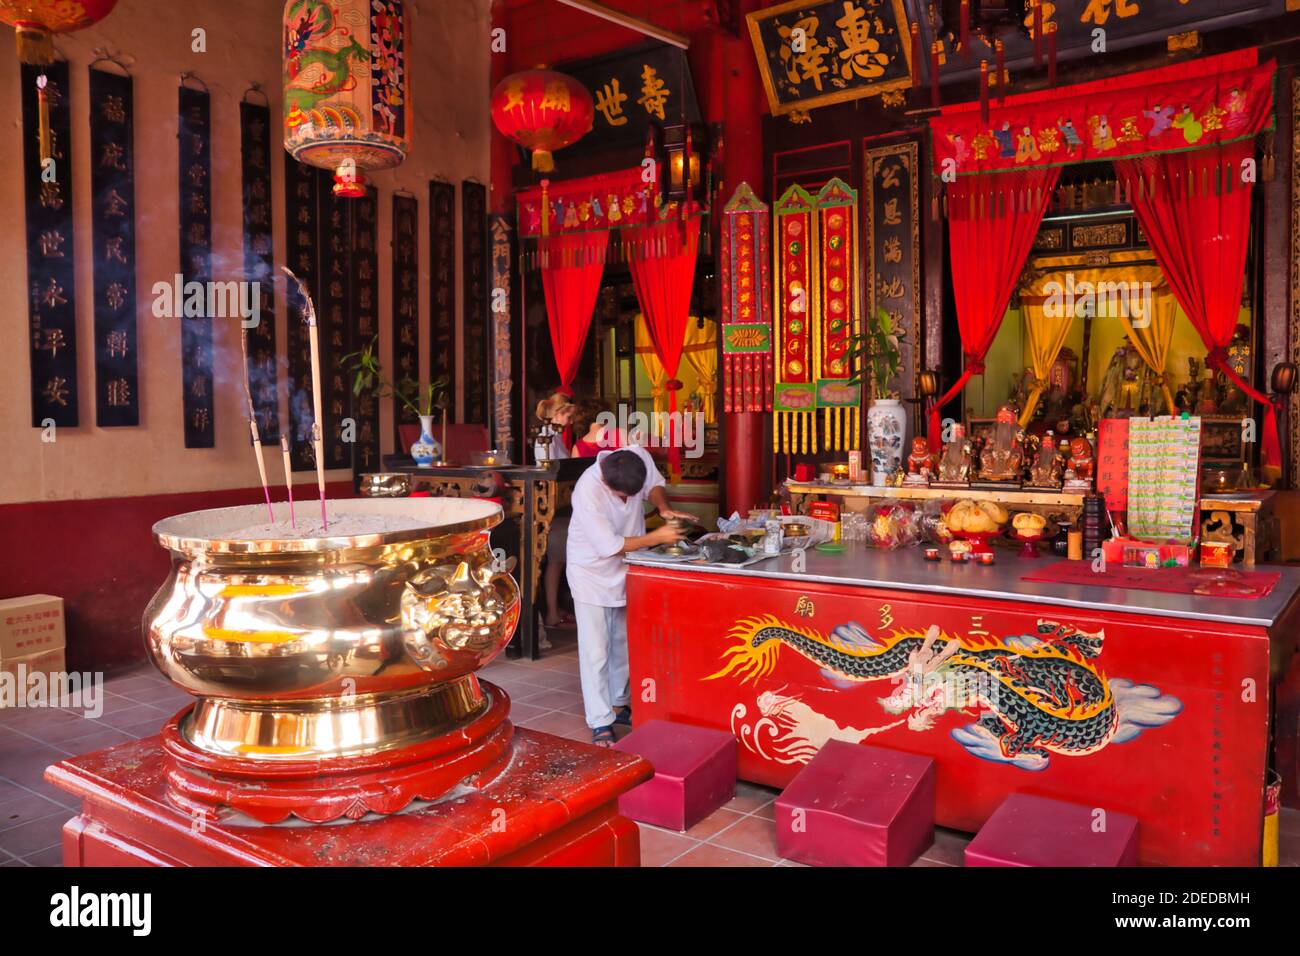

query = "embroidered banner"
[462,180,489,425]
[930,51,1275,177]
[89,67,138,427]
[719,183,772,415]
[22,62,78,429]
[284,159,320,471]
[391,192,420,441]
[489,213,515,457]
[516,166,656,238]
[240,99,278,441]
[814,178,860,450]
[179,83,214,448]
[319,183,350,469]
[772,184,817,453]
[429,180,457,398]
[864,137,919,405]
[351,189,380,482]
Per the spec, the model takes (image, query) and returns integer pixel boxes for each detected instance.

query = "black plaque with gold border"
[179,83,214,448]
[392,192,421,443]
[462,180,489,425]
[89,66,138,427]
[240,99,279,442]
[22,61,79,429]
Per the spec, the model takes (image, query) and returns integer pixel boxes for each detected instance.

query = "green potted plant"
[848,307,906,486]
[346,339,450,466]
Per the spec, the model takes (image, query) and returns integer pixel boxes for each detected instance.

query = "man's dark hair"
[600,450,646,496]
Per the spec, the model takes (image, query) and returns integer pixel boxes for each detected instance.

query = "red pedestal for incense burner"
[45,682,652,867]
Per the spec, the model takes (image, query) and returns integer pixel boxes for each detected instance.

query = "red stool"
[776,741,935,867]
[965,793,1139,867]
[613,720,736,831]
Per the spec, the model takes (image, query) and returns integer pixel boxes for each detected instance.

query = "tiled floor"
[3,633,1298,867]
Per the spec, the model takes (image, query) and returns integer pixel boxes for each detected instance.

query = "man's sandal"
[613,706,632,727]
[592,725,615,747]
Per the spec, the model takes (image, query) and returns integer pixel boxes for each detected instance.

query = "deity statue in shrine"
[906,436,937,478]
[937,425,973,484]
[1027,429,1063,488]
[978,403,1026,483]
[1064,436,1095,491]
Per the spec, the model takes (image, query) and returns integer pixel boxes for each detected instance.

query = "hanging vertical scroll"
[284,160,320,471]
[351,189,380,483]
[772,185,818,454]
[179,80,214,448]
[240,94,278,441]
[429,180,457,399]
[319,184,350,469]
[462,180,489,425]
[865,138,921,405]
[814,178,861,452]
[720,183,772,415]
[89,64,138,427]
[22,61,78,429]
[392,192,420,443]
[489,213,515,458]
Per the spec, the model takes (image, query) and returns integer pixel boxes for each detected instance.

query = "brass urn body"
[145,498,519,761]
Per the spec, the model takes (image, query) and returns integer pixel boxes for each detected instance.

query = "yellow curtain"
[1018,254,1177,421]
[681,317,718,424]
[634,314,667,435]
[1018,294,1074,427]
[1119,292,1178,414]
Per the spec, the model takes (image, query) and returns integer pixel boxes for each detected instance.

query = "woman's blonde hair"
[535,391,575,423]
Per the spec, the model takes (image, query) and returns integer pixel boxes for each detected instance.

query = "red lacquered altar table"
[626,547,1300,867]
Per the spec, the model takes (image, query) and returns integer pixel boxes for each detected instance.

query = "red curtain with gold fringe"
[928,165,1061,450]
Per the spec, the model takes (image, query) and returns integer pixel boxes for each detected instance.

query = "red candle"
[960,0,970,62]
[930,42,941,108]
[995,40,1005,104]
[911,23,921,89]
[979,60,989,124]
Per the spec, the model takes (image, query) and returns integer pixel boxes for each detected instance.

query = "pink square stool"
[965,793,1139,867]
[613,719,736,831]
[775,740,935,867]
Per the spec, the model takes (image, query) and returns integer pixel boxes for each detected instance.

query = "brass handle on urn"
[400,559,520,671]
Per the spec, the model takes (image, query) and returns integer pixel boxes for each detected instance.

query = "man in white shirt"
[566,446,692,746]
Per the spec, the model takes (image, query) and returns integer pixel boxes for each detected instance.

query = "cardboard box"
[0,647,68,708]
[0,594,66,662]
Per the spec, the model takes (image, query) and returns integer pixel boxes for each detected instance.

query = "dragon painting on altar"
[707,615,1182,772]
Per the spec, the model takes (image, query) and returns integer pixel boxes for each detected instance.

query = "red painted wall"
[0,483,354,674]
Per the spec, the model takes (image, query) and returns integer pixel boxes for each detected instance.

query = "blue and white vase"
[867,398,907,486]
[411,414,442,467]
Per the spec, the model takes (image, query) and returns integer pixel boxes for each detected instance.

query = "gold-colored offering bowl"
[145,498,519,761]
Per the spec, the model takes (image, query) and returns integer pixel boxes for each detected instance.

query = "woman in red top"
[570,399,622,457]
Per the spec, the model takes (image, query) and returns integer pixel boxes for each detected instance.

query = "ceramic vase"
[411,413,442,466]
[867,398,907,486]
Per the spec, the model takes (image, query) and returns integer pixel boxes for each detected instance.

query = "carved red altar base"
[45,711,652,867]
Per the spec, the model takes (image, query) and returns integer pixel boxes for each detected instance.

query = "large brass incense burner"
[145,498,519,764]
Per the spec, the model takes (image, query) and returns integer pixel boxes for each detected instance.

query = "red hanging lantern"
[491,68,593,174]
[0,0,118,63]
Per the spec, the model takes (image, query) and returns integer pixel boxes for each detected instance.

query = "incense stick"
[282,267,329,531]
[239,329,275,524]
[280,436,296,528]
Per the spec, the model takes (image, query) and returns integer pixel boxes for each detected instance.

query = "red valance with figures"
[930,49,1275,178]
[517,167,658,238]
